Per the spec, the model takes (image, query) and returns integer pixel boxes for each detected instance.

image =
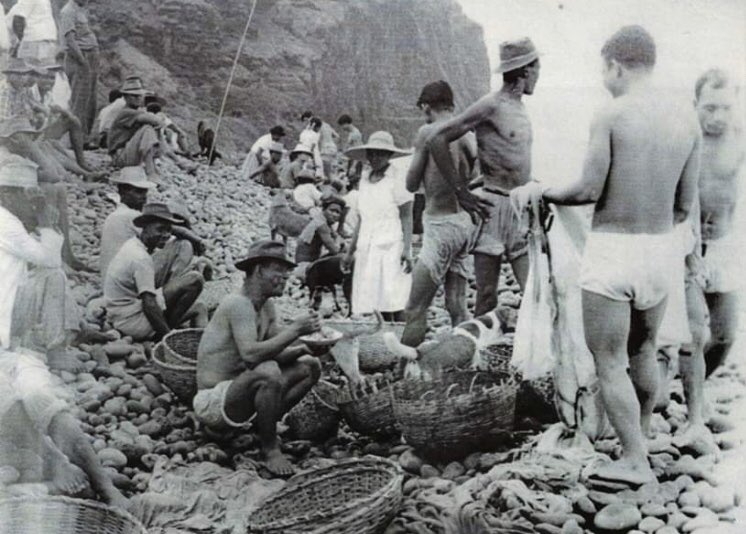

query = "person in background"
[279,143,314,189]
[318,118,339,178]
[292,168,322,214]
[247,141,284,188]
[8,0,58,62]
[240,125,286,181]
[92,89,125,149]
[299,117,324,178]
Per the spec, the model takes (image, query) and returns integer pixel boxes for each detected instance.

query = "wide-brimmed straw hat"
[2,57,43,75]
[110,166,157,190]
[0,153,39,188]
[494,37,541,73]
[235,240,295,272]
[345,131,411,162]
[120,76,149,96]
[290,143,313,158]
[133,203,181,227]
[321,193,346,210]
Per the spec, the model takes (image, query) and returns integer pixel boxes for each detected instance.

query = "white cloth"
[99,203,140,278]
[240,133,273,179]
[318,122,337,156]
[292,183,322,211]
[300,129,323,174]
[351,164,413,314]
[96,97,125,134]
[51,72,71,110]
[343,189,359,234]
[7,0,57,42]
[0,206,62,348]
[0,5,10,51]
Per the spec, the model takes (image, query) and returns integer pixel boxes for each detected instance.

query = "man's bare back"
[592,91,700,234]
[197,293,276,389]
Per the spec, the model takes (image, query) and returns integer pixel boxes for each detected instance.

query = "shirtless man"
[427,38,540,316]
[195,240,322,476]
[512,26,700,486]
[400,81,477,346]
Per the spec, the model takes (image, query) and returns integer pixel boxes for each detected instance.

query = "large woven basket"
[162,328,203,365]
[392,370,517,459]
[152,340,197,404]
[0,496,147,534]
[324,320,405,372]
[337,384,400,438]
[247,456,403,534]
[285,380,341,442]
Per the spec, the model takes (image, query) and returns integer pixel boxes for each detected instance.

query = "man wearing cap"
[196,240,321,476]
[426,37,541,316]
[400,80,478,346]
[240,125,286,181]
[279,143,314,189]
[108,77,167,179]
[8,0,57,62]
[59,0,99,136]
[246,141,284,188]
[104,203,207,341]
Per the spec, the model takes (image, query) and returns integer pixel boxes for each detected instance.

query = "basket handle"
[311,382,340,412]
[468,373,481,394]
[445,383,459,398]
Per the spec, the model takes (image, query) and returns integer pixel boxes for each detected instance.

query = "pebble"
[398,450,423,474]
[574,495,596,515]
[98,448,127,468]
[560,520,583,534]
[419,464,439,478]
[138,421,163,437]
[640,503,667,517]
[142,374,164,396]
[594,503,642,531]
[103,397,126,416]
[441,461,465,479]
[698,486,735,513]
[638,516,665,533]
[682,508,719,532]
[678,491,701,508]
[656,527,679,534]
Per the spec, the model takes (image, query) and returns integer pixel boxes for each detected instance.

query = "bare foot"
[673,423,720,457]
[47,349,87,374]
[647,433,674,454]
[263,448,295,477]
[585,457,656,488]
[50,460,88,495]
[100,482,129,510]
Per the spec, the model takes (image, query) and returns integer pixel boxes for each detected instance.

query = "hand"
[456,189,493,224]
[400,252,413,274]
[292,311,321,336]
[509,181,544,218]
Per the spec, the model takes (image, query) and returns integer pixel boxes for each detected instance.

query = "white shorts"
[193,380,255,430]
[579,230,678,311]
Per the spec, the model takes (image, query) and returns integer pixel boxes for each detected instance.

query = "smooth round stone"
[594,503,642,531]
[638,516,665,533]
[678,491,701,508]
[640,502,667,517]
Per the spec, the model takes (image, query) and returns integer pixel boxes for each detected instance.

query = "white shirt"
[0,6,10,51]
[97,97,126,134]
[99,203,140,278]
[293,183,322,211]
[51,72,71,110]
[299,129,323,174]
[249,133,273,155]
[0,206,62,348]
[7,0,57,42]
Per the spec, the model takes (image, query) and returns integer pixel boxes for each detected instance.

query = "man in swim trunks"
[195,240,322,476]
[426,38,541,315]
[400,81,477,346]
[512,26,700,486]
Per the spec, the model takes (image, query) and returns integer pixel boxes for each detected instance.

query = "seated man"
[295,194,344,265]
[292,169,322,213]
[247,141,284,188]
[195,240,322,476]
[104,203,207,341]
[279,144,314,189]
[107,77,166,180]
[92,89,125,149]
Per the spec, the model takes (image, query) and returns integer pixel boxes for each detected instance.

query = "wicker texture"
[392,371,517,457]
[338,384,400,438]
[0,496,147,534]
[286,380,341,441]
[247,456,403,534]
[324,320,405,372]
[152,340,197,403]
[482,344,556,408]
[162,328,203,364]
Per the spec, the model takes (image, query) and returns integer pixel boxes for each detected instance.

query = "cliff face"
[20,0,490,155]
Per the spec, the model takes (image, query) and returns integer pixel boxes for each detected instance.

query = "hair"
[601,25,656,70]
[310,117,322,129]
[502,59,539,84]
[695,68,739,100]
[109,89,123,103]
[300,110,313,121]
[146,103,162,114]
[337,114,353,126]
[416,80,454,111]
[270,125,285,136]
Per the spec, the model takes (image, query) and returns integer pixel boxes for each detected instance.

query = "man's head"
[601,25,656,97]
[110,166,156,210]
[321,195,345,225]
[117,183,148,211]
[695,69,739,138]
[496,37,541,95]
[269,141,284,163]
[3,59,36,90]
[300,110,313,123]
[270,125,286,142]
[417,80,454,123]
[309,117,322,132]
[337,114,354,132]
[120,77,148,109]
[236,240,295,297]
[133,203,180,251]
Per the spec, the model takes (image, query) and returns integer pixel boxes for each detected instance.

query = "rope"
[209,0,259,163]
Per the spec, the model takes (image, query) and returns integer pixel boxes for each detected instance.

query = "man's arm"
[405,127,428,193]
[673,126,702,223]
[64,31,87,66]
[317,224,340,256]
[140,292,170,339]
[542,108,613,205]
[248,160,270,181]
[170,226,205,255]
[399,201,413,271]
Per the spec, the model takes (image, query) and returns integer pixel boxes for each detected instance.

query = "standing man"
[512,26,700,486]
[59,0,99,136]
[338,113,363,179]
[426,38,541,315]
[318,119,339,178]
[400,81,477,346]
[8,0,57,62]
[300,117,324,178]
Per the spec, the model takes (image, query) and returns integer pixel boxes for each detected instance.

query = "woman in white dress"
[342,131,413,321]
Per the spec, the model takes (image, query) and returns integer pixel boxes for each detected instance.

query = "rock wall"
[9,0,490,156]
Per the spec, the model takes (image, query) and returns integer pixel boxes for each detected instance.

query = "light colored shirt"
[7,0,57,42]
[293,183,322,211]
[96,97,125,134]
[51,72,71,110]
[99,203,139,278]
[104,237,157,319]
[300,129,323,174]
[318,122,338,155]
[0,6,10,51]
[249,133,273,155]
[0,206,62,348]
[344,125,363,151]
[59,0,98,50]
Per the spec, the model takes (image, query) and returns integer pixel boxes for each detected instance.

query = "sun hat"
[0,117,41,139]
[167,201,191,227]
[0,152,39,188]
[120,76,149,96]
[345,131,411,162]
[321,193,346,210]
[494,37,541,73]
[290,143,313,158]
[110,166,157,190]
[133,203,181,227]
[269,141,284,154]
[2,57,42,75]
[235,240,296,272]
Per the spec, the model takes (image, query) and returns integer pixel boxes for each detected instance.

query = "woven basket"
[247,456,403,534]
[482,344,556,411]
[337,384,400,438]
[152,341,197,404]
[324,320,405,372]
[285,380,341,442]
[162,328,203,365]
[392,370,517,458]
[0,496,147,534]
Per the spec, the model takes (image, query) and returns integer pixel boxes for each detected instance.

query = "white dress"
[352,163,413,314]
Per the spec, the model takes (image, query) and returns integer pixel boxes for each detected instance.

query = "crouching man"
[195,240,322,476]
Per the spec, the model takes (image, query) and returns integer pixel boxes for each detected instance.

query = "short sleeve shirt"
[108,107,154,154]
[8,0,57,42]
[293,183,322,211]
[103,237,156,314]
[99,204,139,278]
[59,1,98,50]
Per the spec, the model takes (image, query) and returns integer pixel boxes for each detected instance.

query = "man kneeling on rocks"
[195,240,322,476]
[104,203,207,341]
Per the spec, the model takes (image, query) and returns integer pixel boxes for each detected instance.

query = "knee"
[710,320,736,347]
[182,271,204,292]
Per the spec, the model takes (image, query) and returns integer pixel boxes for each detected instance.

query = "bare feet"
[100,482,129,510]
[673,423,720,457]
[263,448,295,477]
[647,433,675,454]
[49,460,88,495]
[47,348,87,374]
[584,457,656,488]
